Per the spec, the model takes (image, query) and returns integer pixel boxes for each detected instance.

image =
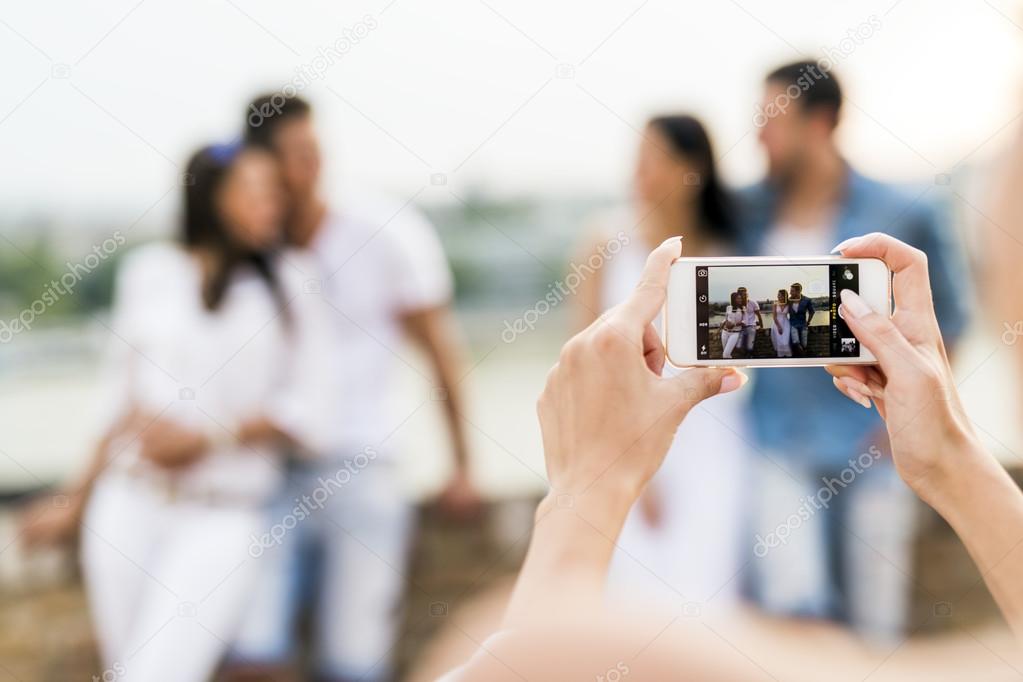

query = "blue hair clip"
[208,141,242,165]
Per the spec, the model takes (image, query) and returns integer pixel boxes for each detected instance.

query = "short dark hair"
[244,92,312,148]
[766,60,842,125]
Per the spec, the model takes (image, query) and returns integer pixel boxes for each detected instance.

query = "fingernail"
[833,377,871,408]
[839,289,871,318]
[852,390,872,409]
[660,235,683,256]
[830,237,860,254]
[837,375,873,397]
[718,371,748,394]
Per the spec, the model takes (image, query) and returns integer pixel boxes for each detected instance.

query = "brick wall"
[2,479,1020,680]
[708,325,831,358]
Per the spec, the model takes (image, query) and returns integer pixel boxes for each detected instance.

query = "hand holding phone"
[664,254,891,367]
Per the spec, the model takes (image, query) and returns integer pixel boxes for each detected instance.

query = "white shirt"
[741,299,760,326]
[302,202,454,457]
[723,306,744,332]
[763,220,836,258]
[101,243,338,502]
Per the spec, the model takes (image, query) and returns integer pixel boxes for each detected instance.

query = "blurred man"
[228,93,480,682]
[739,61,969,639]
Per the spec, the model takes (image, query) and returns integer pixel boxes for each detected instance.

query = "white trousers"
[81,474,265,682]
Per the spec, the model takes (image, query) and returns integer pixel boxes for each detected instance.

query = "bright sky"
[707,264,830,303]
[2,0,1023,224]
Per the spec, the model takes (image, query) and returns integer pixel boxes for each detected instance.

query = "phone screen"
[695,263,859,360]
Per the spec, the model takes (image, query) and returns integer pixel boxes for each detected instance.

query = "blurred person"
[443,234,1023,680]
[19,142,337,681]
[573,115,749,610]
[224,93,480,682]
[738,60,970,639]
[722,291,745,359]
[771,289,792,357]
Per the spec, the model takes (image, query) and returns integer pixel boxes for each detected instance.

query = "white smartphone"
[664,256,891,368]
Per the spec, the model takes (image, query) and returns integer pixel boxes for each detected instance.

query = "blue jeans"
[227,458,413,681]
[748,454,915,642]
[790,325,809,350]
[741,325,757,351]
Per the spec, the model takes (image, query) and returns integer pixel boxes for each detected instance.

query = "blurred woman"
[21,143,335,681]
[772,289,792,357]
[573,115,749,609]
[721,291,745,359]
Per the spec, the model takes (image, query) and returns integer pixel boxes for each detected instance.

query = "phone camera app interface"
[695,264,859,360]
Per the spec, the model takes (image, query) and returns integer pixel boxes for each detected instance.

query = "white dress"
[81,243,337,682]
[771,303,792,357]
[597,219,750,612]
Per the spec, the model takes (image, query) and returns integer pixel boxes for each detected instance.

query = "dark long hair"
[648,115,736,242]
[182,144,290,324]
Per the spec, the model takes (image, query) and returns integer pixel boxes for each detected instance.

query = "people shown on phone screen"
[735,286,763,357]
[737,60,970,639]
[721,291,745,359]
[771,289,792,357]
[573,114,749,610]
[787,281,815,355]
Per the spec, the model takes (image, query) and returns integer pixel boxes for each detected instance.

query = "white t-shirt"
[723,306,744,332]
[100,243,339,502]
[763,221,836,258]
[301,202,454,457]
[741,299,760,326]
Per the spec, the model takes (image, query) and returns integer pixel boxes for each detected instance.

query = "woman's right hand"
[140,417,209,469]
[18,491,84,548]
[826,233,982,505]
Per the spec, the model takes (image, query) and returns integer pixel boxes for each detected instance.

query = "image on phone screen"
[695,264,859,360]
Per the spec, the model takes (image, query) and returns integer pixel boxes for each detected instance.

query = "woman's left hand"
[537,237,746,503]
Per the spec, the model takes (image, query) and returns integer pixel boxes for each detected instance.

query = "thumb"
[659,368,747,414]
[839,289,914,369]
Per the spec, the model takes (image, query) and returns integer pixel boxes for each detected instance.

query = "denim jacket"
[737,166,970,468]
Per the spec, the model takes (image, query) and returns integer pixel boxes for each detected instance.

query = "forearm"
[503,484,634,628]
[436,361,471,470]
[928,440,1023,638]
[406,307,472,470]
[237,415,303,451]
